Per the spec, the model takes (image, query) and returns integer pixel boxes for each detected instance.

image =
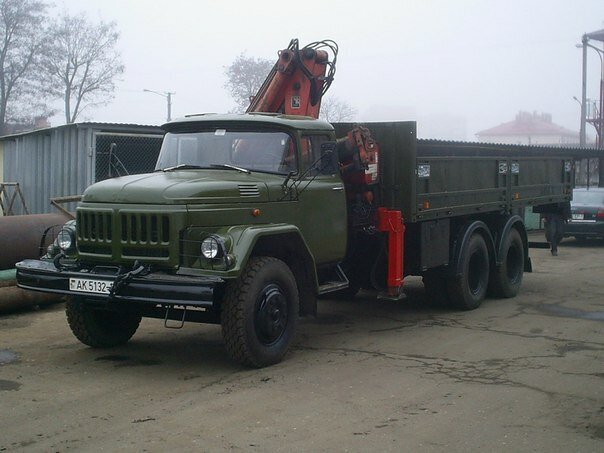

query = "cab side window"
[300,135,334,176]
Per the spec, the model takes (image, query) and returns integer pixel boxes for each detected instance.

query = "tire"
[488,228,524,298]
[65,298,141,348]
[447,233,490,310]
[221,256,299,368]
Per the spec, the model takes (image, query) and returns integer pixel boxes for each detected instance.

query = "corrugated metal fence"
[1,123,164,215]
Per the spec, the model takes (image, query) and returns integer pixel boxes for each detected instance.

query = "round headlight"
[57,228,73,251]
[201,236,220,259]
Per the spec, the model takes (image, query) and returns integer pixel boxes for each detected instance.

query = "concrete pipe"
[0,213,70,270]
[0,284,62,313]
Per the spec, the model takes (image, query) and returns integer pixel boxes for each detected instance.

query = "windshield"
[155,130,296,174]
[572,190,604,206]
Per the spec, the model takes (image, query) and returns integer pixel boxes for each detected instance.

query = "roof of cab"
[162,112,334,132]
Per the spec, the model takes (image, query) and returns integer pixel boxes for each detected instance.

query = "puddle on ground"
[95,355,130,362]
[536,304,604,321]
[0,379,21,391]
[95,355,161,367]
[0,349,19,365]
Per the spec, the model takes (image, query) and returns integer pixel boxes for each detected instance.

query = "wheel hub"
[255,284,288,345]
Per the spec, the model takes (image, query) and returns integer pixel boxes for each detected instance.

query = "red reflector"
[597,210,604,219]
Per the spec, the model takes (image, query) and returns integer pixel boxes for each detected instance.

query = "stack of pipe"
[0,213,68,312]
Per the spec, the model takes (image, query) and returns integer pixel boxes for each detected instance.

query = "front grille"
[120,213,170,244]
[77,209,172,262]
[122,247,170,258]
[77,211,112,242]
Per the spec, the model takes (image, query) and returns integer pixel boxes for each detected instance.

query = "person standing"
[544,213,565,256]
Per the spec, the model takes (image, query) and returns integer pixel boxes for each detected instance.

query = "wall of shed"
[0,142,4,184]
[2,126,93,215]
[0,142,3,216]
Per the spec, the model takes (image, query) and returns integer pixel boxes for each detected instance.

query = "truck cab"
[78,113,347,273]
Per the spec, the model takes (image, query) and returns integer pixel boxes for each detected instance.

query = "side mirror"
[320,141,337,154]
[320,142,339,172]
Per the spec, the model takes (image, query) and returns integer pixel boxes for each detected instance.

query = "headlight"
[201,235,224,259]
[57,228,74,251]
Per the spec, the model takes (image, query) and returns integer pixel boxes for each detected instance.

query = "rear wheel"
[66,298,141,347]
[447,233,490,310]
[489,228,524,298]
[221,256,299,368]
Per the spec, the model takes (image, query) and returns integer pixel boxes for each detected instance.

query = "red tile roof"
[477,112,578,137]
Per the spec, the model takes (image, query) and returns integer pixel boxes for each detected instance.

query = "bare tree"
[224,53,273,112]
[0,0,50,134]
[319,96,357,122]
[42,13,124,123]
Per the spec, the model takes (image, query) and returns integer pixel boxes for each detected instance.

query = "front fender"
[184,223,317,282]
[228,223,314,273]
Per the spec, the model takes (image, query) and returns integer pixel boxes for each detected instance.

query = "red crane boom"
[246,39,337,119]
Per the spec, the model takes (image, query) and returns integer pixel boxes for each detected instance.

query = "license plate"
[69,278,113,295]
[572,213,584,220]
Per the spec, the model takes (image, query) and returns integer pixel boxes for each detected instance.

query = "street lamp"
[578,29,604,149]
[143,89,175,122]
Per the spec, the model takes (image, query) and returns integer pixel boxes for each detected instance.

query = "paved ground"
[1,236,603,452]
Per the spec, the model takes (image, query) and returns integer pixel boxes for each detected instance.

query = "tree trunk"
[0,99,8,136]
[64,91,71,124]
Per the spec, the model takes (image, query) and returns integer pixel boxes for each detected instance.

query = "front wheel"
[221,256,299,368]
[66,298,141,347]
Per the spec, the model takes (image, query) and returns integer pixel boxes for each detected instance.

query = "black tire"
[65,298,141,348]
[488,228,524,298]
[221,256,299,368]
[447,233,490,310]
[422,269,450,306]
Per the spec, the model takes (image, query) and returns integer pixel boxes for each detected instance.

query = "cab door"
[293,134,347,265]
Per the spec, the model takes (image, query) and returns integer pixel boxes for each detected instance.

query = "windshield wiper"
[161,164,205,172]
[210,164,251,174]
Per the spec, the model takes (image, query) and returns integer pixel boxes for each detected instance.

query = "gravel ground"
[1,235,603,452]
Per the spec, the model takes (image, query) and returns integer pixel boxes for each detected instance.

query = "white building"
[476,111,579,146]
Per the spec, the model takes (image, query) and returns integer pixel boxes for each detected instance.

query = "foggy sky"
[56,0,604,141]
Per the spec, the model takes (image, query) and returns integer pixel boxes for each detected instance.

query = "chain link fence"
[94,132,164,182]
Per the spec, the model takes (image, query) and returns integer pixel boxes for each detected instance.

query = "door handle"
[332,185,344,192]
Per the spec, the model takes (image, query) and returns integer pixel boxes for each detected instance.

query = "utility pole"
[143,89,176,122]
[578,28,604,186]
[580,34,587,148]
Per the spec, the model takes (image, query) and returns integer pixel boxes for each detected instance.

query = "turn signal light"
[252,208,261,217]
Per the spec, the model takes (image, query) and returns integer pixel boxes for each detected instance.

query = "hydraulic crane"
[247,39,403,297]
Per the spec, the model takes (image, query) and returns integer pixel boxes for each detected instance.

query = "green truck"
[16,113,573,367]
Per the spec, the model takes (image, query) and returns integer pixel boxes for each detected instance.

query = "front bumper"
[564,221,604,238]
[16,259,223,309]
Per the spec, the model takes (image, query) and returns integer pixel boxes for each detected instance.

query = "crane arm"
[247,39,338,119]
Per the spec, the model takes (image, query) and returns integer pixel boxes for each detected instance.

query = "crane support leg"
[377,208,405,296]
